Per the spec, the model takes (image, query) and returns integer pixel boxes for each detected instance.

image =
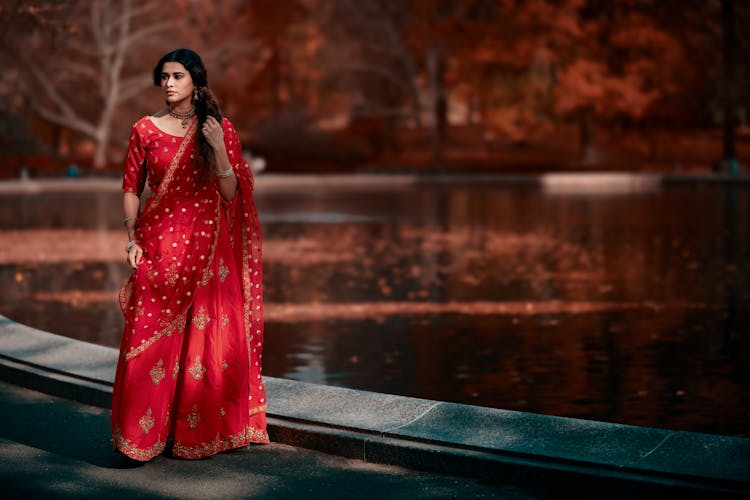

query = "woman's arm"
[202,115,237,201]
[214,144,238,201]
[124,191,143,268]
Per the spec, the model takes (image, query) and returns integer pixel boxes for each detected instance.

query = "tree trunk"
[578,108,599,164]
[93,130,108,169]
[427,44,447,169]
[719,0,739,173]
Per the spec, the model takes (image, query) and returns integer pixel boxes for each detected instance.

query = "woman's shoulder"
[221,116,237,131]
[130,115,153,134]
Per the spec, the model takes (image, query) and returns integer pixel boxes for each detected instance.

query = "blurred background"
[1,1,749,437]
[1,0,750,174]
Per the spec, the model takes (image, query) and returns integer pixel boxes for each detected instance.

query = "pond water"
[1,178,749,436]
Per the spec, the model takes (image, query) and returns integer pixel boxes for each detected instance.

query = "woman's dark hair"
[153,48,222,175]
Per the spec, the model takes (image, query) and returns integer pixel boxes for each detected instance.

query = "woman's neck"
[170,99,194,113]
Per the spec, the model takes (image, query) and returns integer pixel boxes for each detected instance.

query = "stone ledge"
[0,314,748,498]
[2,172,750,196]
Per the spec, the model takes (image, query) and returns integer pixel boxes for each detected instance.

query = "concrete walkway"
[0,380,534,500]
[1,315,749,498]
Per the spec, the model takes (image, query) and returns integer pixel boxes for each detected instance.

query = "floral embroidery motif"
[220,407,226,417]
[172,360,180,379]
[221,360,228,370]
[164,262,180,286]
[188,355,206,380]
[221,313,229,328]
[149,359,165,384]
[198,268,214,286]
[192,306,210,331]
[187,404,201,429]
[139,408,155,434]
[146,268,158,281]
[218,258,230,283]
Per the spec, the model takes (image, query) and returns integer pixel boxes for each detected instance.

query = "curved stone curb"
[2,172,750,196]
[0,314,748,498]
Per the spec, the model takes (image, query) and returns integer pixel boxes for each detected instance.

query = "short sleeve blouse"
[122,116,189,195]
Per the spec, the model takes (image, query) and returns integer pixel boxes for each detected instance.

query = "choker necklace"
[169,107,195,128]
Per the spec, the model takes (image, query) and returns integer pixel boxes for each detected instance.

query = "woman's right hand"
[127,243,144,269]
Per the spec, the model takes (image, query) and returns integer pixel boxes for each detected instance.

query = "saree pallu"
[112,118,268,461]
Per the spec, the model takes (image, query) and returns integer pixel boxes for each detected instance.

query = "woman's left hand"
[201,116,225,152]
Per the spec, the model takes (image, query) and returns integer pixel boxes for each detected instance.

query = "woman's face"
[160,61,195,106]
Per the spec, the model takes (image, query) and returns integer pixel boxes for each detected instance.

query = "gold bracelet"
[123,216,137,226]
[216,168,234,178]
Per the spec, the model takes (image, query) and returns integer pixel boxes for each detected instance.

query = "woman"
[112,48,269,461]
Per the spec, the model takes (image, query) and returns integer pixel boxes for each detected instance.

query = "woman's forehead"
[161,61,188,73]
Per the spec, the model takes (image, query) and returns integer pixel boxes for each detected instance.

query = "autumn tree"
[2,0,188,167]
[311,0,421,155]
[0,0,274,169]
[506,0,691,163]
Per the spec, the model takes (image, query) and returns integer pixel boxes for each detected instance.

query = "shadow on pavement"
[0,381,536,499]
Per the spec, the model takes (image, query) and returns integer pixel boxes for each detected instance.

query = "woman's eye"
[175,75,182,80]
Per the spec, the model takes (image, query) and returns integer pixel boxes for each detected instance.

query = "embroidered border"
[125,310,187,361]
[145,120,197,215]
[113,427,166,462]
[172,424,270,459]
[249,404,266,416]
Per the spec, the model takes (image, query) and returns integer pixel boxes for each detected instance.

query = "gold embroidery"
[113,426,165,461]
[188,355,206,380]
[118,279,134,315]
[172,360,180,379]
[139,408,155,434]
[172,423,269,459]
[249,404,266,416]
[191,306,210,331]
[164,262,180,286]
[145,121,196,213]
[198,267,214,286]
[149,359,165,384]
[218,258,230,282]
[187,404,200,429]
[125,311,187,361]
[220,407,226,417]
[221,360,228,370]
[221,313,229,327]
[196,195,222,289]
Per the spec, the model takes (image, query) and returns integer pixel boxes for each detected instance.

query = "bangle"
[125,240,139,253]
[123,216,137,227]
[215,168,234,178]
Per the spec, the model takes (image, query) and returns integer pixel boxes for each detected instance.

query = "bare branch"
[123,19,179,46]
[29,66,82,123]
[113,0,161,26]
[32,101,97,138]
[329,62,415,95]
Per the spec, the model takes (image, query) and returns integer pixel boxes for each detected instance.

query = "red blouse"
[122,116,191,195]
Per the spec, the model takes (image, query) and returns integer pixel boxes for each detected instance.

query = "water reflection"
[0,182,748,436]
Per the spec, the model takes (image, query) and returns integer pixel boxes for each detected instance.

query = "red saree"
[112,116,269,461]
